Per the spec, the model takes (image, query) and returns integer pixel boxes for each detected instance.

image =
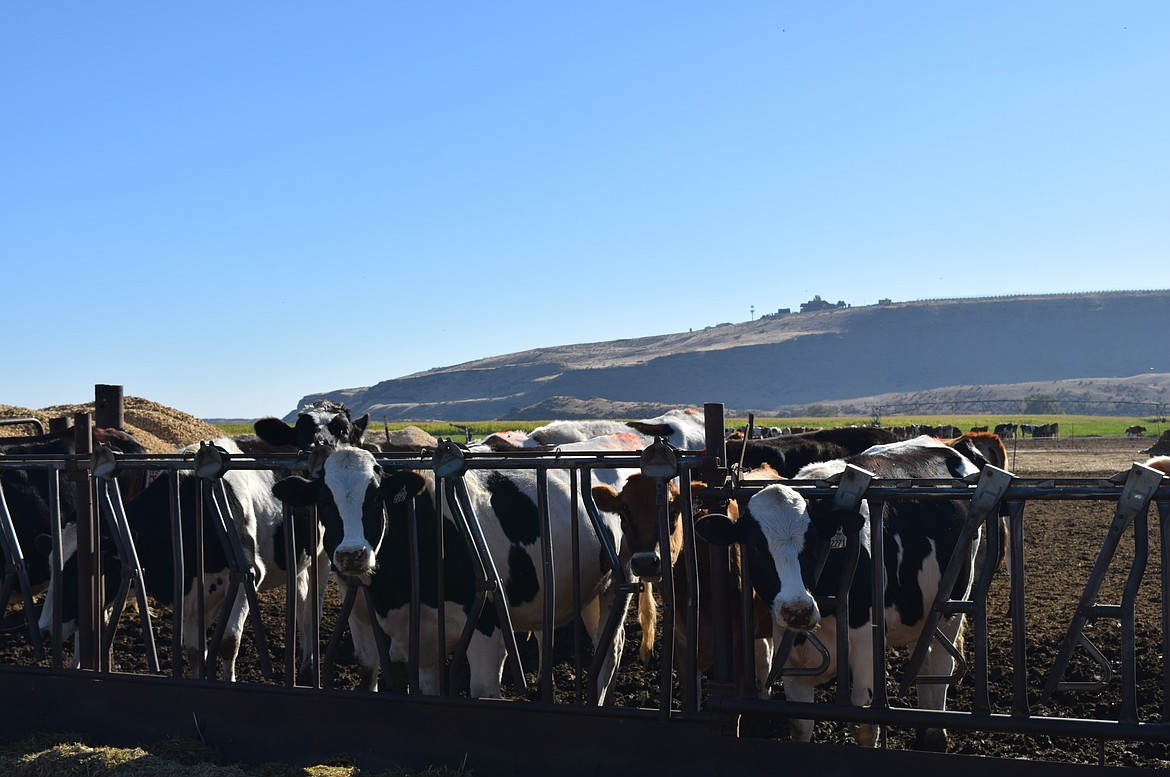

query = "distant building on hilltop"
[800,294,849,312]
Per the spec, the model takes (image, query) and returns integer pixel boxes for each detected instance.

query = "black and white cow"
[697,436,982,749]
[254,399,369,452]
[271,445,627,701]
[1,428,147,608]
[38,435,327,681]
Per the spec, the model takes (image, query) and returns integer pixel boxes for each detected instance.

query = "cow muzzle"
[778,601,820,632]
[630,551,663,581]
[333,545,376,576]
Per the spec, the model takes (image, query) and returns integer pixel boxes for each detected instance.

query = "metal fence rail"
[1,406,1169,773]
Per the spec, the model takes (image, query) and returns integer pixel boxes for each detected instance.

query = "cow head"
[254,400,369,452]
[272,446,422,577]
[592,474,682,582]
[626,407,707,451]
[696,483,864,633]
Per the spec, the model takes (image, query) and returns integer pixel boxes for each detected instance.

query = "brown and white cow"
[591,464,781,696]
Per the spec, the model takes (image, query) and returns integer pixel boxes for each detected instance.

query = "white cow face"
[696,483,866,633]
[273,447,426,578]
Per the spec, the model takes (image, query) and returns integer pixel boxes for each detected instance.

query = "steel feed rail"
[6,430,1170,765]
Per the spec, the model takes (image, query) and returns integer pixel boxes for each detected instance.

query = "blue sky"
[3,3,1167,419]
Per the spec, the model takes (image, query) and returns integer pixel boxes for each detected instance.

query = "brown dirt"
[1,434,1168,768]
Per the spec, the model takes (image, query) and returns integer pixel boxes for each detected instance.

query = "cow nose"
[781,602,819,631]
[334,546,375,575]
[630,551,662,581]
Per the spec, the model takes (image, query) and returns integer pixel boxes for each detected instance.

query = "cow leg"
[182,569,229,678]
[781,673,817,742]
[293,554,331,684]
[914,614,965,751]
[754,637,774,699]
[331,579,382,691]
[216,581,252,682]
[848,625,878,747]
[466,628,505,699]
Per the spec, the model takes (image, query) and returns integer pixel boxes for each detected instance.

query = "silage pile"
[0,397,228,454]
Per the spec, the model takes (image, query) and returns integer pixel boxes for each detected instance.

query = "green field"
[216,415,1166,440]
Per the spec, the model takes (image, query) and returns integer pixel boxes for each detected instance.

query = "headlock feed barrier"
[1,399,1169,776]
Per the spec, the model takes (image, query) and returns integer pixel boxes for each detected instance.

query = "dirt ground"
[2,435,1168,768]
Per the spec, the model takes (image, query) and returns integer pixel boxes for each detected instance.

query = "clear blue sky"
[4,3,1167,419]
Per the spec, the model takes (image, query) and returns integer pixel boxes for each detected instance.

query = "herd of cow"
[3,403,1166,751]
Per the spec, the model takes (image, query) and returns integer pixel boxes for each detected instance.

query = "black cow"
[725,426,896,476]
[697,436,982,749]
[1,428,147,608]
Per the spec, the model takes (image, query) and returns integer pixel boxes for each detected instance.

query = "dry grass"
[0,735,470,777]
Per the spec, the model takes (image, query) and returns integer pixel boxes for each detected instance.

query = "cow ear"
[591,484,621,513]
[829,508,865,535]
[272,475,321,506]
[352,413,370,440]
[254,417,296,447]
[382,470,426,505]
[34,533,53,558]
[695,513,742,547]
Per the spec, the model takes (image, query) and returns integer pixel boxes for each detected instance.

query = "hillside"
[296,291,1170,421]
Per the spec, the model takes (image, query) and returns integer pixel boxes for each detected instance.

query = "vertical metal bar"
[48,468,64,666]
[310,503,321,690]
[570,466,584,705]
[1006,500,1029,715]
[834,531,860,706]
[1119,503,1148,722]
[655,476,676,719]
[72,413,98,671]
[193,474,207,679]
[1159,498,1170,722]
[434,474,447,696]
[283,500,297,686]
[970,506,1002,714]
[702,403,726,480]
[94,384,124,430]
[677,467,701,712]
[169,470,185,678]
[406,486,421,694]
[537,468,554,702]
[869,499,888,710]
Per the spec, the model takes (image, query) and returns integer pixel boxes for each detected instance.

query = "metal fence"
[1,405,1169,774]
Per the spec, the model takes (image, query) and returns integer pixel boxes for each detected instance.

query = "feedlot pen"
[1,404,1169,776]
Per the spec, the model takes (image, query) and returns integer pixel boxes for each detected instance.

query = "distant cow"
[725,426,896,477]
[272,445,628,701]
[1032,423,1059,438]
[697,436,983,749]
[1127,425,1147,438]
[993,423,1017,440]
